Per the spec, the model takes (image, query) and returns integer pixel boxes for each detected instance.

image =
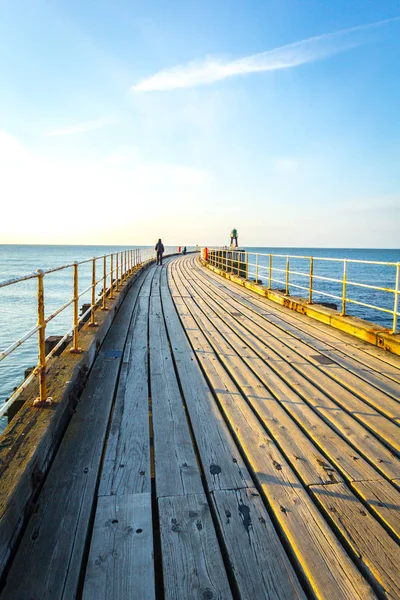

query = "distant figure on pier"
[182,246,187,255]
[155,239,165,265]
[230,228,238,247]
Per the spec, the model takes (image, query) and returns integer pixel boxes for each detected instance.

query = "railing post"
[341,259,347,316]
[89,257,98,326]
[255,253,259,283]
[285,256,290,295]
[245,252,249,280]
[268,254,272,289]
[34,269,48,404]
[115,253,119,292]
[110,254,114,299]
[102,255,108,309]
[308,257,314,304]
[392,262,400,334]
[71,261,82,353]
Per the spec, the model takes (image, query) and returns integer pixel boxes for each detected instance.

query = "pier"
[0,253,399,599]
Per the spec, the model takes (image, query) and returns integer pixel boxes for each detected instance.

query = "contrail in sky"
[131,17,399,92]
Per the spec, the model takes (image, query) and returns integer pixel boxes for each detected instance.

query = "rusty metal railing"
[0,248,146,418]
[203,249,400,334]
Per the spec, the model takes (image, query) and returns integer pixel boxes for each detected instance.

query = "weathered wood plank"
[196,259,400,388]
[179,261,400,482]
[176,259,400,531]
[169,278,376,600]
[158,494,232,600]
[311,483,400,599]
[170,289,343,488]
[160,267,252,492]
[352,479,400,541]
[197,258,400,382]
[149,269,203,498]
[185,261,400,453]
[0,265,151,582]
[99,295,152,497]
[82,493,155,600]
[211,488,305,600]
[0,269,148,599]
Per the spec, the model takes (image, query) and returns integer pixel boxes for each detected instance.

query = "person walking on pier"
[155,238,165,265]
[230,228,238,247]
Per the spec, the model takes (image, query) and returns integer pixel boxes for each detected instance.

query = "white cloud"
[46,116,113,137]
[131,17,399,92]
[0,131,212,244]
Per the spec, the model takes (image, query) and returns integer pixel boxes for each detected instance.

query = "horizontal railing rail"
[203,248,400,334]
[0,248,150,419]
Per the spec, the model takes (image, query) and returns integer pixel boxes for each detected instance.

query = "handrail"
[204,248,400,334]
[0,247,145,418]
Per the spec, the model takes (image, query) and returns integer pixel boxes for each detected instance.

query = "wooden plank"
[158,493,232,600]
[169,283,376,600]
[352,480,400,541]
[197,257,400,382]
[0,269,147,600]
[176,292,343,487]
[149,269,203,498]
[160,267,253,492]
[186,262,400,452]
[99,296,151,497]
[211,488,305,600]
[311,483,400,599]
[0,265,152,582]
[174,260,400,531]
[194,257,400,385]
[82,493,155,600]
[1,356,125,600]
[179,262,400,481]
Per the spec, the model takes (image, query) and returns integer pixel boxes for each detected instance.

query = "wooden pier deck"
[1,254,400,599]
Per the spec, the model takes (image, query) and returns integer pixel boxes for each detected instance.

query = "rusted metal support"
[102,255,108,310]
[285,256,290,296]
[32,272,53,406]
[109,254,114,299]
[392,263,400,333]
[255,253,259,283]
[70,262,83,353]
[89,258,98,326]
[268,254,272,289]
[33,270,48,404]
[115,252,119,292]
[308,257,314,304]
[341,259,348,316]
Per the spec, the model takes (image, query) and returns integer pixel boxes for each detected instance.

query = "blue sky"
[0,0,399,247]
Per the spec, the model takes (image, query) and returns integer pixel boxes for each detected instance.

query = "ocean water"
[0,245,399,433]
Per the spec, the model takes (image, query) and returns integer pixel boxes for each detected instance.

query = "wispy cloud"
[131,17,399,92]
[46,116,113,137]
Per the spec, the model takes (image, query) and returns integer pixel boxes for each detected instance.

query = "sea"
[1,245,399,433]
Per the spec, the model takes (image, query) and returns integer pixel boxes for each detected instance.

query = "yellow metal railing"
[204,249,400,334]
[0,248,146,418]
